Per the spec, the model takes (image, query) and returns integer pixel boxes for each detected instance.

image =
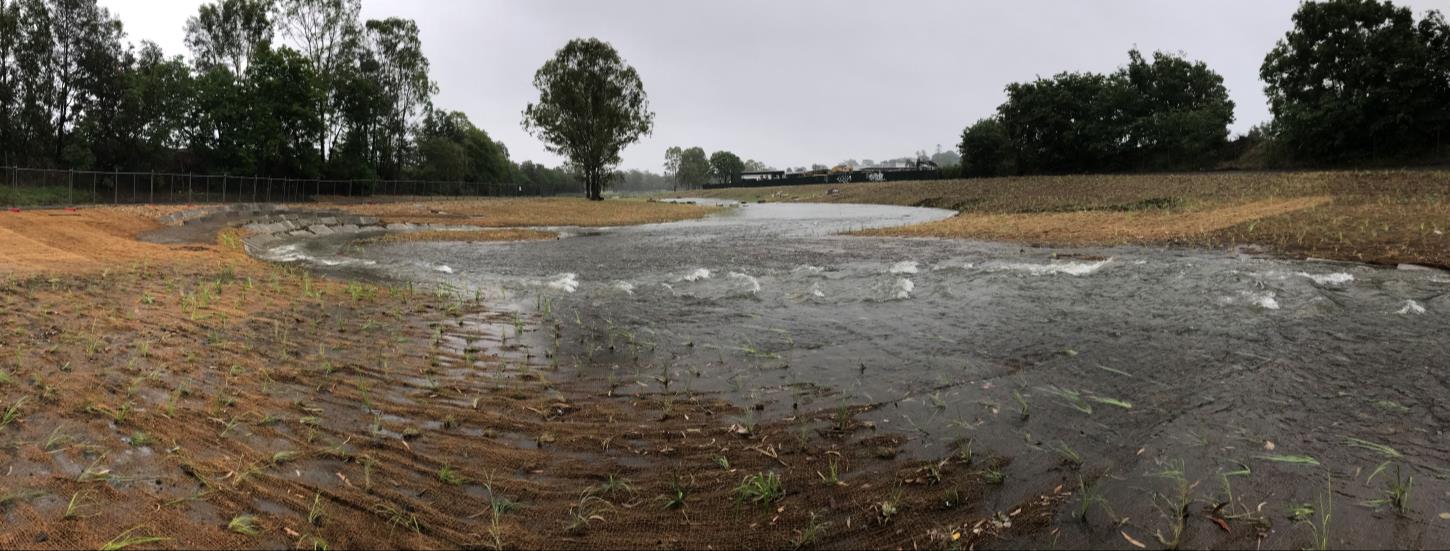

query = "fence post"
[113,169,118,204]
[222,174,227,203]
[68,169,73,205]
[188,173,193,204]
[149,171,155,204]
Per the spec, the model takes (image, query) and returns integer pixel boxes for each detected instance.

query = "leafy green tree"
[245,45,322,177]
[414,109,510,183]
[1121,49,1234,169]
[676,146,709,188]
[957,117,1010,177]
[188,65,249,171]
[522,37,654,200]
[998,71,1127,174]
[185,0,273,75]
[663,145,681,190]
[363,17,432,179]
[1261,0,1450,160]
[708,150,744,184]
[272,0,361,163]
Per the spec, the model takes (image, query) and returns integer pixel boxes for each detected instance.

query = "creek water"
[266,200,1450,548]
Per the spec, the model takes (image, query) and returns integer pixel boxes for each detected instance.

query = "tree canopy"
[1261,0,1450,161]
[958,49,1234,176]
[0,0,542,190]
[521,37,654,200]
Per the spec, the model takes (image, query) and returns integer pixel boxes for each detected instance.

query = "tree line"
[0,0,585,194]
[661,146,770,189]
[959,0,1450,177]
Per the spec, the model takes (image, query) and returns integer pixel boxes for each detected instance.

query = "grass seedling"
[308,493,326,526]
[1012,390,1029,420]
[713,455,731,471]
[64,489,95,519]
[374,502,422,535]
[1,395,29,428]
[272,450,300,465]
[1149,459,1193,549]
[228,514,261,536]
[1362,464,1412,514]
[438,465,467,486]
[659,475,690,510]
[735,472,785,507]
[100,525,170,550]
[1053,441,1084,468]
[817,457,846,487]
[790,511,831,549]
[1041,385,1092,414]
[1259,453,1320,466]
[1298,476,1333,551]
[565,492,612,534]
[1345,437,1401,459]
[590,473,636,498]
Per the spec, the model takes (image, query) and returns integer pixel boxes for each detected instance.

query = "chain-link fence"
[0,166,544,207]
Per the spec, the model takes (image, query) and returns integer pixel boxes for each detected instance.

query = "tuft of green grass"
[735,472,785,506]
[659,476,690,510]
[817,457,846,487]
[228,514,261,536]
[590,473,635,498]
[790,511,831,549]
[1298,476,1333,551]
[307,493,326,526]
[438,465,467,486]
[1362,464,1412,514]
[1052,441,1084,468]
[1,395,29,428]
[564,492,612,534]
[101,525,170,550]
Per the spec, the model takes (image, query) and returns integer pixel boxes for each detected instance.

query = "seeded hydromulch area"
[678,170,1450,268]
[326,196,720,229]
[0,246,1068,549]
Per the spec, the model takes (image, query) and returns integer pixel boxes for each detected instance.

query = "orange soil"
[0,208,216,277]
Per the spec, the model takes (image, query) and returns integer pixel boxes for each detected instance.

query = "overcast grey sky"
[99,0,1448,171]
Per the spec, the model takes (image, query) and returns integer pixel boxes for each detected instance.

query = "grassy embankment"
[0,197,1058,549]
[674,170,1450,267]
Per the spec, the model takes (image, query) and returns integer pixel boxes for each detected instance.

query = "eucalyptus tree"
[184,0,273,75]
[272,0,360,162]
[522,37,654,200]
[363,17,433,178]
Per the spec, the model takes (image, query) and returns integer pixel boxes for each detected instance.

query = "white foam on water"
[1243,291,1280,310]
[1397,300,1426,315]
[682,268,712,282]
[434,264,455,274]
[991,259,1110,276]
[893,278,914,299]
[612,281,635,295]
[808,282,825,298]
[728,272,761,294]
[548,273,579,293]
[889,261,919,274]
[264,244,305,262]
[1295,272,1354,285]
[793,265,825,275]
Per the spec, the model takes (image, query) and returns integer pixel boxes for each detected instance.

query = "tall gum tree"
[522,37,653,201]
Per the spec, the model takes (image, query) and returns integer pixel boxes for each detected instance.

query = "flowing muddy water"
[265,200,1450,549]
